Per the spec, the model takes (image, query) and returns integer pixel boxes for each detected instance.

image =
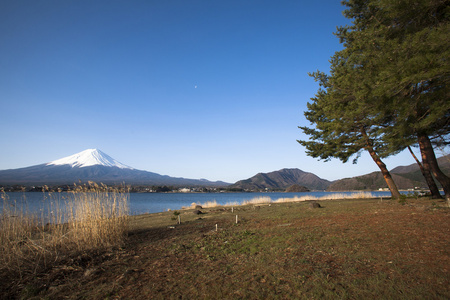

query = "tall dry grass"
[241,196,272,205]
[64,183,129,250]
[274,191,376,203]
[0,183,129,278]
[187,192,377,210]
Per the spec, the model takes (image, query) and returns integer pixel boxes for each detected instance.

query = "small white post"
[215,224,218,231]
[236,215,238,224]
[232,207,234,213]
[178,215,181,224]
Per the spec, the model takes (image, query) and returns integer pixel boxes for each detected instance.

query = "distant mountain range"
[229,155,449,192]
[0,149,229,187]
[327,155,450,191]
[0,149,448,191]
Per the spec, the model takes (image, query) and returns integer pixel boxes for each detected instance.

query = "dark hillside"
[329,155,449,191]
[230,168,331,191]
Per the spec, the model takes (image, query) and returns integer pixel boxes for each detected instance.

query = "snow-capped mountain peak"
[47,149,133,169]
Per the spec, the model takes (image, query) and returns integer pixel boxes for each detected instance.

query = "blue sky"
[0,0,435,183]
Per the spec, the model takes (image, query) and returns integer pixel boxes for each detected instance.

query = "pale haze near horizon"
[0,0,440,183]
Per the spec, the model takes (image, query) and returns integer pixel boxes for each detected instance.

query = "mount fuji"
[47,149,133,169]
[0,149,229,187]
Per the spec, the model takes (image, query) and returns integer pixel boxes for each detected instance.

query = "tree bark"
[361,128,401,199]
[417,134,450,206]
[407,146,442,199]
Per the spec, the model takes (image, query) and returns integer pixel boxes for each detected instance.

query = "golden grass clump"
[187,193,377,210]
[186,200,220,209]
[224,201,240,207]
[274,191,376,203]
[240,196,272,205]
[64,182,129,251]
[0,190,38,277]
[0,183,129,278]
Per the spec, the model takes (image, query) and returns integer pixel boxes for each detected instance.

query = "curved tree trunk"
[417,134,450,206]
[361,128,401,199]
[407,146,442,199]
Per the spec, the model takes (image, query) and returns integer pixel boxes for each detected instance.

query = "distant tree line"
[0,184,245,193]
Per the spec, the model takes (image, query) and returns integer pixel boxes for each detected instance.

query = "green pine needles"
[299,0,450,203]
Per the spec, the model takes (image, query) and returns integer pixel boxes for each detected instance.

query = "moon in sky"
[194,85,197,89]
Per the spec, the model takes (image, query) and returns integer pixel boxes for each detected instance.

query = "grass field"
[1,195,449,299]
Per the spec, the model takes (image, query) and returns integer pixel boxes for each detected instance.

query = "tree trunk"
[417,134,450,206]
[407,146,442,199]
[361,128,401,199]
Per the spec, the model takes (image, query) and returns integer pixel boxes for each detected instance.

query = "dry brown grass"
[187,192,377,209]
[0,183,129,280]
[274,191,377,203]
[241,196,273,205]
[1,196,449,299]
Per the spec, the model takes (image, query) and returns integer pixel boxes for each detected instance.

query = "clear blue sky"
[0,0,434,183]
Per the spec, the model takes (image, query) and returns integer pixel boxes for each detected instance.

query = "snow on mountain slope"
[47,149,133,169]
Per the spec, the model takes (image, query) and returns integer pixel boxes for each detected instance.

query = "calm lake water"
[3,191,398,217]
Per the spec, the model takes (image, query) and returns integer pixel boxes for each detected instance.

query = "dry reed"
[0,183,129,278]
[274,191,376,203]
[184,200,221,209]
[188,192,377,210]
[241,196,272,205]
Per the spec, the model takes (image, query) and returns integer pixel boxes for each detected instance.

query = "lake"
[3,191,399,217]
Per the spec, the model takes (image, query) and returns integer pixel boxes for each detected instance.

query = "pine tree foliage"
[299,57,393,164]
[298,0,449,199]
[339,0,450,145]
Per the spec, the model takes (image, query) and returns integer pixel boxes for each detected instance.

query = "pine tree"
[299,0,449,202]
[338,0,450,204]
[299,49,401,199]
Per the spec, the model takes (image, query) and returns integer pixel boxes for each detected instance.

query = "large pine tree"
[299,50,401,199]
[299,0,449,202]
[338,0,450,203]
